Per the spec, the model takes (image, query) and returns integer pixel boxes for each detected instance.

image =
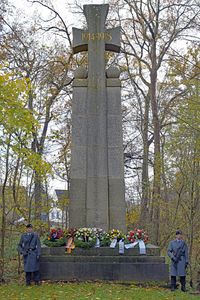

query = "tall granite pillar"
[69,68,88,228]
[69,4,126,231]
[106,67,126,230]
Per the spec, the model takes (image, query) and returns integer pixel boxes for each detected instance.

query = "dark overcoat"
[167,239,189,276]
[18,232,41,272]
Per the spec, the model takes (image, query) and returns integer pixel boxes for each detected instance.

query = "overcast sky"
[10,0,109,18]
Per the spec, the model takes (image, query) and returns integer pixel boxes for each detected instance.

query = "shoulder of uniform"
[170,239,176,244]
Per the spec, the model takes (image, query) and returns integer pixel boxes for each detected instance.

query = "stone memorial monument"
[40,5,169,283]
[69,4,126,231]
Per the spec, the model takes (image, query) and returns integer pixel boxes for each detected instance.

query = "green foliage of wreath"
[100,236,111,247]
[43,237,66,247]
[74,237,96,249]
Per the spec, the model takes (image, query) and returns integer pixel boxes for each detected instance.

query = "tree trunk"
[140,94,150,227]
[34,172,42,219]
[0,137,11,281]
[150,50,161,244]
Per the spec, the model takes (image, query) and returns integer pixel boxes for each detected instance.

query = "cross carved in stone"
[72,4,120,83]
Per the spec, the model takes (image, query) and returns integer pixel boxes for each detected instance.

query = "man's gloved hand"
[37,255,40,260]
[185,262,189,269]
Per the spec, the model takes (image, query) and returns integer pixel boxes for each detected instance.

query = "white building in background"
[49,206,63,224]
[49,189,69,227]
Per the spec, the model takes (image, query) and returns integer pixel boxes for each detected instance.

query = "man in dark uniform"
[18,224,41,286]
[167,230,189,292]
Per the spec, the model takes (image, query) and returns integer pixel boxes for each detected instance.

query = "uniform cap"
[26,223,33,228]
[176,230,182,235]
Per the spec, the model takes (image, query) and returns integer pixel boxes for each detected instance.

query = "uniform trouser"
[180,276,186,288]
[26,270,40,284]
[171,276,176,288]
[171,276,186,288]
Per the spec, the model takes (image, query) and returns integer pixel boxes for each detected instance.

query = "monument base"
[40,244,169,282]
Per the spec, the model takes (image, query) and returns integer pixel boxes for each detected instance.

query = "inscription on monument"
[81,32,112,41]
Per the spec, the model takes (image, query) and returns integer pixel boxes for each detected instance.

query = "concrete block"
[40,245,169,282]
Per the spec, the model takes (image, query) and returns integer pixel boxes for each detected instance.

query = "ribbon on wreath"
[95,237,100,248]
[66,237,75,253]
[125,240,146,254]
[110,237,118,248]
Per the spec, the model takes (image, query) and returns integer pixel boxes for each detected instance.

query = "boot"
[171,286,175,292]
[171,276,176,291]
[181,286,186,292]
[180,276,186,292]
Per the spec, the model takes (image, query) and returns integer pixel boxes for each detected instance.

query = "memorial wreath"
[74,227,97,249]
[43,228,66,247]
[43,227,149,249]
[126,228,148,243]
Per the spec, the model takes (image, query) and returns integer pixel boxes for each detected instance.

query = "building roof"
[55,189,69,201]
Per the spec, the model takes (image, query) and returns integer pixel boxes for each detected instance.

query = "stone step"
[40,260,168,282]
[41,244,160,256]
[40,245,168,282]
[40,255,165,263]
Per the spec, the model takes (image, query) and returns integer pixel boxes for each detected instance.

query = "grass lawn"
[0,282,199,300]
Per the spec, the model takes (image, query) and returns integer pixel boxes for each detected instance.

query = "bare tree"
[111,0,200,242]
